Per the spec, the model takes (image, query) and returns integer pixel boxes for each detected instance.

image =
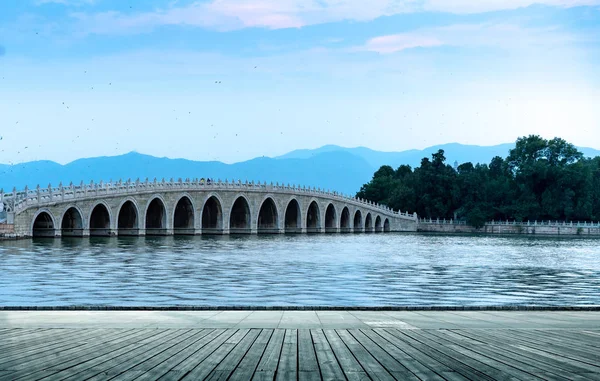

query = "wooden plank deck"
[0,328,598,380]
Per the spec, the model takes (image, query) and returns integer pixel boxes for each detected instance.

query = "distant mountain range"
[2,143,600,195]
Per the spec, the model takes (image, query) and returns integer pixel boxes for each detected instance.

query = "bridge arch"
[325,203,337,232]
[257,196,279,233]
[375,215,383,232]
[365,213,373,232]
[353,210,363,232]
[201,194,224,234]
[306,200,321,233]
[145,196,168,235]
[173,194,195,235]
[117,198,140,236]
[61,206,84,237]
[384,218,390,232]
[340,207,351,233]
[229,195,251,234]
[89,202,112,237]
[32,209,56,238]
[284,198,302,233]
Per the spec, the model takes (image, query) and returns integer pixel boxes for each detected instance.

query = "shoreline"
[4,231,600,241]
[1,305,599,311]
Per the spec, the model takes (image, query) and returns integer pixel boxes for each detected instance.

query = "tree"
[356,136,598,225]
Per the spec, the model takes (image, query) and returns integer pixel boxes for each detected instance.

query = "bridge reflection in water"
[0,179,417,238]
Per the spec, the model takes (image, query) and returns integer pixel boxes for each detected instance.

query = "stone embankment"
[418,219,600,236]
[0,223,15,240]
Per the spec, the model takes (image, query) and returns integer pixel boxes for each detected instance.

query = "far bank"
[419,219,600,236]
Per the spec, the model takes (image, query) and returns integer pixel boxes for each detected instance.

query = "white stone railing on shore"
[418,218,600,228]
[0,178,417,220]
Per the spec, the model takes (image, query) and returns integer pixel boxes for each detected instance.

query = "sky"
[0,0,599,165]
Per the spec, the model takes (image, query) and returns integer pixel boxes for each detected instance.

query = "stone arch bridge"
[0,179,417,238]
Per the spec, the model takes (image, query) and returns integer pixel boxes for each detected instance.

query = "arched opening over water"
[365,213,373,232]
[230,196,251,234]
[384,218,390,232]
[118,201,139,236]
[258,197,279,233]
[340,207,351,232]
[375,216,383,232]
[284,199,301,233]
[173,196,195,235]
[306,201,321,233]
[32,212,55,238]
[61,207,83,237]
[145,198,167,235]
[202,196,223,234]
[90,204,111,236]
[353,210,363,232]
[325,203,337,232]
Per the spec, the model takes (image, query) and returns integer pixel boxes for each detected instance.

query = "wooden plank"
[298,329,321,381]
[438,329,596,381]
[185,329,257,381]
[348,329,421,380]
[370,329,461,380]
[227,329,273,381]
[163,329,237,377]
[383,328,498,381]
[67,329,206,381]
[275,329,298,381]
[0,329,169,381]
[483,329,600,370]
[359,329,450,381]
[103,330,213,381]
[252,329,285,381]
[310,329,346,381]
[414,329,546,381]
[0,329,116,365]
[537,330,600,349]
[505,329,600,362]
[179,329,251,380]
[336,329,395,381]
[0,328,111,356]
[400,329,527,381]
[0,328,53,342]
[0,328,59,346]
[454,329,600,377]
[0,328,144,374]
[323,329,369,381]
[134,329,226,381]
[32,329,194,381]
[202,329,262,381]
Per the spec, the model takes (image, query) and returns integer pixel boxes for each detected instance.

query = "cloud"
[422,0,600,14]
[66,0,600,35]
[357,22,594,53]
[363,34,442,53]
[36,0,96,5]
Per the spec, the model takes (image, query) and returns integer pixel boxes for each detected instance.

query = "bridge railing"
[418,218,600,228]
[0,179,418,220]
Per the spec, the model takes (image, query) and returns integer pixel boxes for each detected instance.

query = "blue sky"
[0,0,599,164]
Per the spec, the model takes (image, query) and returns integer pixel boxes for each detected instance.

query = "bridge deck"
[0,311,599,380]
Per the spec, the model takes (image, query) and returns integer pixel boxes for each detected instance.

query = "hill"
[2,143,599,195]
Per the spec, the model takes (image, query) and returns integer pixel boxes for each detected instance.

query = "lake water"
[1,234,599,306]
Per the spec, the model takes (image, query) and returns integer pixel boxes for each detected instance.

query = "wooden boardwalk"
[0,327,599,380]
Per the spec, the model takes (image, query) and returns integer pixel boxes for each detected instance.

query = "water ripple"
[1,234,599,306]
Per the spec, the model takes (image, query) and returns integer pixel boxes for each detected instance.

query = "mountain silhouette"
[2,143,599,195]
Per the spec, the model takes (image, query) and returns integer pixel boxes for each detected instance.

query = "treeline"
[356,136,600,227]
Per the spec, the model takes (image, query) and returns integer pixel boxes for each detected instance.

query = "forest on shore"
[356,136,600,227]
